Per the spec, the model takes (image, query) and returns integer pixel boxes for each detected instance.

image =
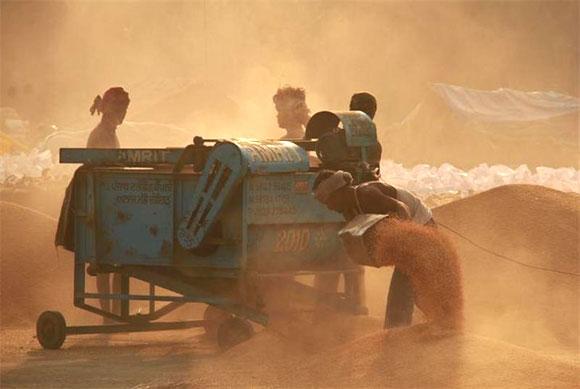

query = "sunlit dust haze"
[1,1,578,143]
[1,2,580,388]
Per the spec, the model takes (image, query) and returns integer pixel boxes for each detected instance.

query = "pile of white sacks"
[0,149,55,184]
[380,160,579,197]
[1,150,578,196]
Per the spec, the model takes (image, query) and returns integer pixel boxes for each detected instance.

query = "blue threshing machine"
[36,111,381,350]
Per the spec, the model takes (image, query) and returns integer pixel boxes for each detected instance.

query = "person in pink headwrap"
[87,87,130,148]
[87,87,130,321]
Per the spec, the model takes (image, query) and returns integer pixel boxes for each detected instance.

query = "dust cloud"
[2,1,578,142]
[1,2,579,388]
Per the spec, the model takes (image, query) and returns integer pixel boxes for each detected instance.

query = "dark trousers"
[384,267,414,329]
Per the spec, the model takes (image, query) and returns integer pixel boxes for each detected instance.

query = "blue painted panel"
[245,174,344,225]
[246,223,347,271]
[95,173,174,265]
[173,174,241,269]
[70,149,343,271]
[74,171,96,263]
[177,143,245,250]
[334,111,378,147]
[178,140,309,250]
[233,140,309,173]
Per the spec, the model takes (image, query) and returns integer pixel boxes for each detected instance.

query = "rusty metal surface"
[95,173,174,265]
[177,140,310,251]
[71,138,358,269]
[60,148,190,166]
[63,124,381,333]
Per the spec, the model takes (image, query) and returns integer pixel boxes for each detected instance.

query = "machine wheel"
[203,305,232,339]
[36,311,66,350]
[216,317,253,351]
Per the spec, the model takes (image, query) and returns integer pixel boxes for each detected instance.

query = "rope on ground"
[438,222,580,278]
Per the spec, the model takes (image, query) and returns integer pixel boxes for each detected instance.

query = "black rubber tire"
[203,305,232,339]
[216,317,253,351]
[36,311,66,350]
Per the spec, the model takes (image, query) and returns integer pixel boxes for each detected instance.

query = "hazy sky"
[2,1,578,135]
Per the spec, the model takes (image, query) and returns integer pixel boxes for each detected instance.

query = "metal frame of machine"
[36,111,379,350]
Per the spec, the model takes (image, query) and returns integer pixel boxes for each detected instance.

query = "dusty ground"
[1,184,579,388]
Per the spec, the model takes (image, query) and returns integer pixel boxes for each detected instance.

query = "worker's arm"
[357,185,411,220]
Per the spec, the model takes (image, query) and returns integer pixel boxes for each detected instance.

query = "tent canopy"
[382,84,579,168]
[431,83,579,123]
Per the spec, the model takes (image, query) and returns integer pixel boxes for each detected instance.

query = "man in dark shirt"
[313,170,435,328]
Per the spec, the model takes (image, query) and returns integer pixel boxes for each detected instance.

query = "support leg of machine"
[73,261,86,308]
[344,266,368,315]
[119,273,130,319]
[66,320,207,336]
[149,283,155,314]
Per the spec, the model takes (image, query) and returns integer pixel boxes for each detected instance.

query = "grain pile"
[174,184,580,388]
[185,327,578,388]
[433,184,579,353]
[2,184,579,388]
[288,328,578,388]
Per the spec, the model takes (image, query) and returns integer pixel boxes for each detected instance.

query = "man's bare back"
[86,122,120,148]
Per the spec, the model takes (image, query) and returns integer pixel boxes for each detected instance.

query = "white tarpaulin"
[383,84,579,168]
[431,83,579,122]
